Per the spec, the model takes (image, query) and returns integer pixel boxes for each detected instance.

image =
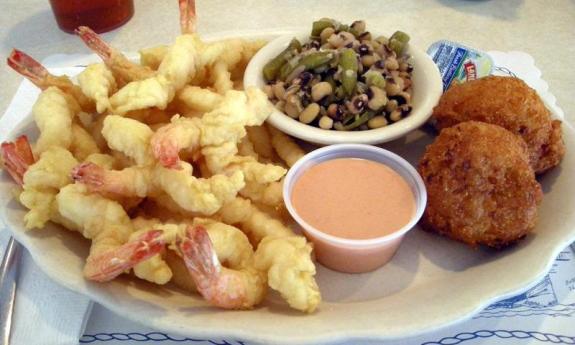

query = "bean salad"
[263,19,413,131]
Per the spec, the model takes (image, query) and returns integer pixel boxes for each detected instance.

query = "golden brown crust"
[432,76,565,174]
[418,121,542,248]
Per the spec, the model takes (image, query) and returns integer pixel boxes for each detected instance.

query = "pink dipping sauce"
[291,158,415,240]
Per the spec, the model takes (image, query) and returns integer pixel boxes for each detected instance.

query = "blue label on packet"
[427,40,494,91]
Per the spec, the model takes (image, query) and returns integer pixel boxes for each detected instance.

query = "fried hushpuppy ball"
[431,76,565,174]
[418,121,542,248]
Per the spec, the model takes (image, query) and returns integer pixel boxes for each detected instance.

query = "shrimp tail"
[1,135,35,186]
[71,162,105,189]
[151,135,181,169]
[179,225,219,279]
[179,225,248,309]
[76,26,113,61]
[84,229,165,282]
[178,0,196,34]
[6,49,49,87]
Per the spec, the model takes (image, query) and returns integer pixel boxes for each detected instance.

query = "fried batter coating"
[418,121,542,248]
[432,76,565,174]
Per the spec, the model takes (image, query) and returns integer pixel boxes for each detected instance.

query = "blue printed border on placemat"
[421,330,575,345]
[80,332,246,345]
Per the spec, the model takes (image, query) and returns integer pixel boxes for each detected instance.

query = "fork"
[0,237,21,345]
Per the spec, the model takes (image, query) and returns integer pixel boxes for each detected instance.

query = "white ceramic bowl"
[283,144,427,273]
[244,31,443,145]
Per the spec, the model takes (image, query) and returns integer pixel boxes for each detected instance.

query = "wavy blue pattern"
[422,330,575,345]
[80,332,246,344]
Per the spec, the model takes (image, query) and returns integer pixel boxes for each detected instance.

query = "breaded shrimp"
[178,224,266,309]
[101,115,155,166]
[106,0,199,114]
[153,162,245,215]
[77,63,117,113]
[177,86,223,113]
[151,115,201,169]
[7,49,94,111]
[56,184,165,281]
[71,124,100,161]
[254,235,320,313]
[76,26,155,84]
[32,87,79,155]
[268,125,305,167]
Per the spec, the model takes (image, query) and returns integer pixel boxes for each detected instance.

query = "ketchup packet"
[427,40,493,91]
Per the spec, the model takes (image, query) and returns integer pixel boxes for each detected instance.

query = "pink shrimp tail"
[152,140,182,169]
[179,225,218,280]
[71,162,107,191]
[6,49,49,87]
[179,225,247,309]
[75,26,113,61]
[1,135,35,186]
[84,229,165,282]
[178,0,196,34]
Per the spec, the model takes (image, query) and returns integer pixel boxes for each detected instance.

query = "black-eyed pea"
[384,56,399,70]
[263,84,274,99]
[359,31,372,42]
[327,33,344,48]
[385,99,399,113]
[273,82,286,100]
[285,94,303,118]
[389,109,402,122]
[351,20,366,34]
[385,79,401,96]
[320,27,336,43]
[299,103,321,124]
[375,36,388,45]
[368,115,388,129]
[399,61,409,72]
[275,100,286,112]
[319,115,334,129]
[367,86,387,110]
[311,81,333,101]
[361,54,376,68]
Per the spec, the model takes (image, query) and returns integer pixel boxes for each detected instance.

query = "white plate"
[1,31,575,345]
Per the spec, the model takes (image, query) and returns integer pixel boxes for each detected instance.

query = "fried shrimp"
[253,236,320,313]
[178,224,266,309]
[432,76,565,174]
[76,26,155,84]
[7,49,94,110]
[105,0,199,114]
[56,184,165,281]
[154,162,245,215]
[32,87,79,154]
[268,125,305,167]
[77,63,117,113]
[101,115,155,166]
[419,121,542,248]
[3,0,321,313]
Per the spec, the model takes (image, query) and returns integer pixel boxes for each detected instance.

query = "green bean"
[311,19,334,38]
[364,71,386,89]
[339,48,358,96]
[279,51,333,81]
[262,38,302,81]
[343,110,375,130]
[389,31,410,55]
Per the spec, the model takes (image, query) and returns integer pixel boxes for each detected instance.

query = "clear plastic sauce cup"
[283,144,427,273]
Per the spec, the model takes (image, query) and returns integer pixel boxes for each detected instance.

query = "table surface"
[1,0,574,344]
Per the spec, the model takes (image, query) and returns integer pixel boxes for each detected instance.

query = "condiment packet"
[427,40,494,91]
